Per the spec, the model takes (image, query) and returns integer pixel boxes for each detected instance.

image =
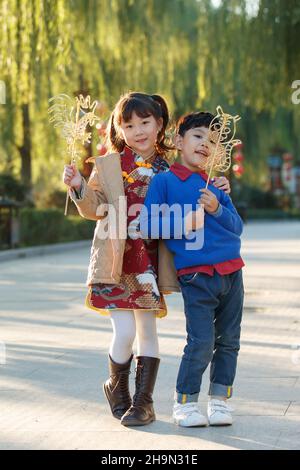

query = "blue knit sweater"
[140,169,243,271]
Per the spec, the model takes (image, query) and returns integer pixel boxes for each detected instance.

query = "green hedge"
[19,208,95,247]
[10,206,300,249]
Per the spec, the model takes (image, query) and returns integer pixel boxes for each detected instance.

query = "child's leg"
[209,270,244,400]
[104,310,136,419]
[175,273,220,404]
[134,310,159,358]
[120,310,159,427]
[109,310,136,364]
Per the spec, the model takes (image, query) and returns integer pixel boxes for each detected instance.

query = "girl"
[63,92,231,427]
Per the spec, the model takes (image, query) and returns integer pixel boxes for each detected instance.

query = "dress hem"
[85,289,167,318]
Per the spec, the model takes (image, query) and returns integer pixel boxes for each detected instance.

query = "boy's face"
[175,126,215,172]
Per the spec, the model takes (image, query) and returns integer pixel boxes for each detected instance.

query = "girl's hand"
[63,164,82,190]
[198,188,219,214]
[213,176,231,194]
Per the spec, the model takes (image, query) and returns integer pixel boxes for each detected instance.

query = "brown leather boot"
[120,356,160,426]
[103,354,133,419]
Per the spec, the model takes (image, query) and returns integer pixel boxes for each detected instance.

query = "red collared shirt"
[170,161,213,183]
[169,162,245,277]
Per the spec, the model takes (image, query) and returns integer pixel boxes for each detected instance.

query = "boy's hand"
[63,164,82,190]
[198,188,219,214]
[213,176,231,194]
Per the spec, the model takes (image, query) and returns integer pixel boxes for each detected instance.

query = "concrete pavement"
[0,221,300,450]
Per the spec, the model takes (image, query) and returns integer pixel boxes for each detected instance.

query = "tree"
[0,0,299,204]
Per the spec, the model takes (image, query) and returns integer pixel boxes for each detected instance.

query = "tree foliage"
[0,0,299,203]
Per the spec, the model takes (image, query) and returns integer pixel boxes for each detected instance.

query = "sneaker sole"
[174,418,208,427]
[209,421,233,426]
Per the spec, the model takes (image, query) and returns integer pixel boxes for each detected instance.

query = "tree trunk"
[18,103,33,202]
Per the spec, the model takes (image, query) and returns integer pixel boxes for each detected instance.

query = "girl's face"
[119,111,162,158]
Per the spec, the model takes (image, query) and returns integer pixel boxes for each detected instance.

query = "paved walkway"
[0,221,299,450]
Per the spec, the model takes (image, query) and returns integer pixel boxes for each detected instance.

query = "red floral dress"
[85,146,170,318]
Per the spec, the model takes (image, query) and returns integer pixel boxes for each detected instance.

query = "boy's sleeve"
[210,191,243,235]
[140,173,187,239]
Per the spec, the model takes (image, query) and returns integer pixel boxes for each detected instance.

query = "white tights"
[109,310,159,364]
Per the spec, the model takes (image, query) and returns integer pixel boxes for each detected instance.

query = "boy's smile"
[175,126,214,172]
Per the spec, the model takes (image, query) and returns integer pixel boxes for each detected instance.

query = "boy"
[140,112,244,427]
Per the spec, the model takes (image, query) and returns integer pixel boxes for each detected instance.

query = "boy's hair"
[106,91,173,156]
[176,111,216,137]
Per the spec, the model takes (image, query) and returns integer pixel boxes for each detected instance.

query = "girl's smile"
[135,137,148,144]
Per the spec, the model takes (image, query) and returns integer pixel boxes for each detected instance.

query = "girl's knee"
[114,329,135,348]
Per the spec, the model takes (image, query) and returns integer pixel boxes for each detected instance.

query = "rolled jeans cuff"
[174,391,199,404]
[209,383,233,399]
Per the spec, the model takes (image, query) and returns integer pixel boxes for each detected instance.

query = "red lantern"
[97,143,107,156]
[282,153,294,187]
[96,122,107,137]
[233,163,244,178]
[233,152,244,163]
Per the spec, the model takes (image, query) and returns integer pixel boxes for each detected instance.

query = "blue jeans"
[175,269,244,403]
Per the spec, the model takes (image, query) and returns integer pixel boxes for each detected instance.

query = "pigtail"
[151,94,169,129]
[151,94,174,155]
[105,110,126,154]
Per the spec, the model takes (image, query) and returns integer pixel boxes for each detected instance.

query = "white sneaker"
[207,399,233,426]
[173,402,208,427]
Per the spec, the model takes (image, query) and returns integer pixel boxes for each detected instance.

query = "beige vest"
[69,153,180,293]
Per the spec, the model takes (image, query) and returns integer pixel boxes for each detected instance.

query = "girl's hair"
[106,92,173,156]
